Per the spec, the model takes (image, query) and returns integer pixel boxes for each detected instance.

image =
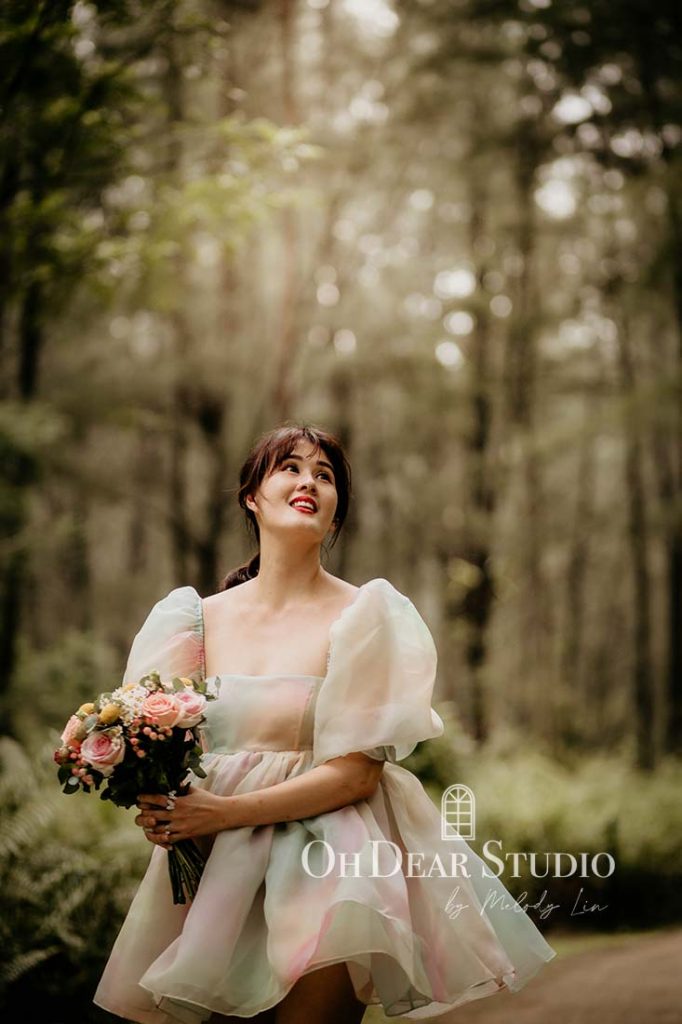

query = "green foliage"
[13,628,119,741]
[412,718,682,930]
[0,1,141,308]
[94,113,323,311]
[0,736,150,1020]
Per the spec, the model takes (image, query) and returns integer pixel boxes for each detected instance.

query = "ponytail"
[218,552,260,592]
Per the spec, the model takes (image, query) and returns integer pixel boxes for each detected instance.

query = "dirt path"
[365,927,682,1024]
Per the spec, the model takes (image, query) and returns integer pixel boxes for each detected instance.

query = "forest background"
[0,1,680,1020]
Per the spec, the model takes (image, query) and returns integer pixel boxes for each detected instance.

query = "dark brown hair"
[219,423,352,591]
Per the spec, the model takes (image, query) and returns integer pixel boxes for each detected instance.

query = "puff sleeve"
[121,585,205,686]
[312,578,444,767]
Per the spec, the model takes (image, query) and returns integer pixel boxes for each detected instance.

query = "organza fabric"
[94,578,556,1023]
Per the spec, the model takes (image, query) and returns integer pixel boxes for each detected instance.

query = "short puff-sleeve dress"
[94,577,556,1023]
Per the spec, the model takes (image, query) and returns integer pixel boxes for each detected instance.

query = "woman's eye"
[282,462,333,482]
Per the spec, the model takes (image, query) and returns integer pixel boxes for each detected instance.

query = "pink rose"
[80,730,125,777]
[174,690,207,728]
[61,714,84,750]
[141,692,183,728]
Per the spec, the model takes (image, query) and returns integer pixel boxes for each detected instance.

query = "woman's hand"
[135,786,234,847]
[135,753,384,846]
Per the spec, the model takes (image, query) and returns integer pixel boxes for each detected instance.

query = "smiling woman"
[93,422,556,1024]
[219,424,351,591]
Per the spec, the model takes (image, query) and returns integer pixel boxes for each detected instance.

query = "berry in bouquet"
[54,670,217,904]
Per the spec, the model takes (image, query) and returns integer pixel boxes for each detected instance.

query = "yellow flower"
[98,703,121,725]
[180,677,195,688]
[78,702,96,716]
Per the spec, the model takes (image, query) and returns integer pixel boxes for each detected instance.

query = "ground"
[363,927,682,1024]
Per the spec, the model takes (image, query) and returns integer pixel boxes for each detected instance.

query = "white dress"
[94,577,556,1023]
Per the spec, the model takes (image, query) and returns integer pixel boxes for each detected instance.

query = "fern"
[0,947,61,988]
[0,736,150,1017]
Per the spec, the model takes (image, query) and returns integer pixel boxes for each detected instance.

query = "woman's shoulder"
[329,576,405,601]
[198,575,412,636]
[133,585,204,641]
[353,577,416,614]
[203,574,360,613]
[151,584,203,618]
[323,575,363,611]
[328,577,429,650]
[122,584,203,685]
[340,579,436,662]
[323,576,417,627]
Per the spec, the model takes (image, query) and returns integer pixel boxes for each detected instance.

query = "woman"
[94,423,556,1024]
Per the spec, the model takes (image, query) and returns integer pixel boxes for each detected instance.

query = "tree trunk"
[128,428,157,577]
[271,0,301,423]
[632,2,682,756]
[560,405,595,743]
[169,369,192,586]
[163,27,193,588]
[196,390,229,596]
[327,364,357,582]
[662,188,682,756]
[0,269,45,736]
[64,472,93,632]
[616,313,656,771]
[0,439,35,736]
[460,163,496,745]
[504,109,553,729]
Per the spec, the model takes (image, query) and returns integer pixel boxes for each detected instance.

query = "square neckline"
[198,577,388,682]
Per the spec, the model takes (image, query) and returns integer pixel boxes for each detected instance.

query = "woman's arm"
[136,752,384,847]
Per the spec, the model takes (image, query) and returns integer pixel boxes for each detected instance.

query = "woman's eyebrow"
[286,454,335,473]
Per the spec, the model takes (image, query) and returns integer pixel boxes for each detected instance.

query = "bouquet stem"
[167,838,206,904]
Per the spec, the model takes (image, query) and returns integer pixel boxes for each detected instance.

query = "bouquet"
[54,670,217,904]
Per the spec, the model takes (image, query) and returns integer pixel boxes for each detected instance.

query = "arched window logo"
[440,784,476,841]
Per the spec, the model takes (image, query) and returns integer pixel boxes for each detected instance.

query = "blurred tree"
[399,0,681,766]
[0,0,322,736]
[0,0,141,731]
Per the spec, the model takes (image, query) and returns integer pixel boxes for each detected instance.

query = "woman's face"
[246,440,338,542]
